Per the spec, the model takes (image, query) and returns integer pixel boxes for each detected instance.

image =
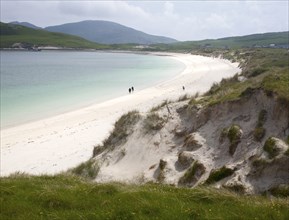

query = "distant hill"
[153,31,289,51]
[0,22,109,49]
[45,20,178,45]
[9,21,42,30]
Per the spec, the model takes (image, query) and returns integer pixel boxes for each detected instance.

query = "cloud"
[1,1,288,41]
[57,1,150,22]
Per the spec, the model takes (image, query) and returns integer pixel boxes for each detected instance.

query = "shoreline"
[0,52,241,176]
[0,51,185,130]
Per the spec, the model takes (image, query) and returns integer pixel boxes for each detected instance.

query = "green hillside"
[1,174,288,220]
[45,20,177,45]
[0,22,110,49]
[151,31,289,51]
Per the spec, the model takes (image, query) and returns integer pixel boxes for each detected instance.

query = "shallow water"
[0,51,184,128]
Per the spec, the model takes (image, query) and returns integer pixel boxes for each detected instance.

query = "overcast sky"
[1,0,288,41]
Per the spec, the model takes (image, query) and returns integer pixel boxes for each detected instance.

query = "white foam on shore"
[0,53,241,176]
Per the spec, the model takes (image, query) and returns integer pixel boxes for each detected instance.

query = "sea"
[0,51,185,128]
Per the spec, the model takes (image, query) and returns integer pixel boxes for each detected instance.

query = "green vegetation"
[70,159,99,180]
[183,134,202,151]
[262,67,289,107]
[219,127,229,143]
[264,137,279,158]
[178,94,190,102]
[178,161,205,186]
[251,158,270,168]
[269,185,289,198]
[224,184,246,194]
[205,166,235,184]
[92,111,140,157]
[150,100,170,112]
[254,109,267,141]
[157,159,167,182]
[3,174,287,220]
[219,125,242,155]
[184,48,288,119]
[143,112,165,131]
[0,22,110,49]
[150,31,289,52]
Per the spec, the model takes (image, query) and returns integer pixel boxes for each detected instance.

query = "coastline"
[0,52,241,176]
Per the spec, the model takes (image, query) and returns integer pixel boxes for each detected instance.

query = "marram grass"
[1,174,288,220]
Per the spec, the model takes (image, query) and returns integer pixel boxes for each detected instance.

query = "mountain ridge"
[44,20,178,45]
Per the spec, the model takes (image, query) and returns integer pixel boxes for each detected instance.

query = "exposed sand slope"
[94,89,289,194]
[1,53,240,176]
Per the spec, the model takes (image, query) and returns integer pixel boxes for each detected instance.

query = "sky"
[1,0,288,41]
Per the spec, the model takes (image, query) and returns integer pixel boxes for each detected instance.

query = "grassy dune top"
[189,48,289,107]
[1,174,288,220]
[151,31,289,51]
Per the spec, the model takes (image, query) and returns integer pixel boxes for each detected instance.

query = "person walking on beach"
[183,86,185,91]
[131,86,134,92]
[129,88,131,94]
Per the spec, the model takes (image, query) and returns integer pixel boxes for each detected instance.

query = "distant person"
[183,86,185,91]
[129,88,131,94]
[131,86,134,92]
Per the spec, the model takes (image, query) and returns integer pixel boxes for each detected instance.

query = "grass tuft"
[268,185,289,198]
[219,125,242,155]
[92,110,140,156]
[178,161,205,186]
[71,159,99,180]
[205,166,234,185]
[263,137,279,158]
[143,112,165,131]
[178,94,190,102]
[157,159,167,182]
[150,100,170,112]
[254,109,267,141]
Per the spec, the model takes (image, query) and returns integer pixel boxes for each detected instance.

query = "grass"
[262,68,289,107]
[178,94,190,102]
[186,48,288,109]
[143,112,165,131]
[150,100,170,112]
[92,111,140,157]
[285,149,289,157]
[178,161,205,186]
[151,31,289,52]
[183,134,202,151]
[254,109,267,141]
[251,158,270,169]
[157,160,167,182]
[269,185,289,198]
[220,125,242,154]
[224,184,246,194]
[205,166,235,185]
[263,137,279,159]
[1,174,288,220]
[70,159,99,180]
[0,22,110,49]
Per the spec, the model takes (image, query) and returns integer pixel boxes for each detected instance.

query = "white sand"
[0,53,241,176]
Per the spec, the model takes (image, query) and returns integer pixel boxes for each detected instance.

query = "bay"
[0,51,184,128]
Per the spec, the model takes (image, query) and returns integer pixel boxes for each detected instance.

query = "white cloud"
[1,1,288,41]
[57,1,150,23]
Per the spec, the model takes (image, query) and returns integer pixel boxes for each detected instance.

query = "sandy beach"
[0,52,241,176]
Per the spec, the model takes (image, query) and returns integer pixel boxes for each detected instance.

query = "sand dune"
[0,52,241,176]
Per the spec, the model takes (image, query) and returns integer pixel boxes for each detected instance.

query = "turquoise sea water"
[0,51,184,128]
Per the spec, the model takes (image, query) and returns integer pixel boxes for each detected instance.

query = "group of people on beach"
[128,86,134,94]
